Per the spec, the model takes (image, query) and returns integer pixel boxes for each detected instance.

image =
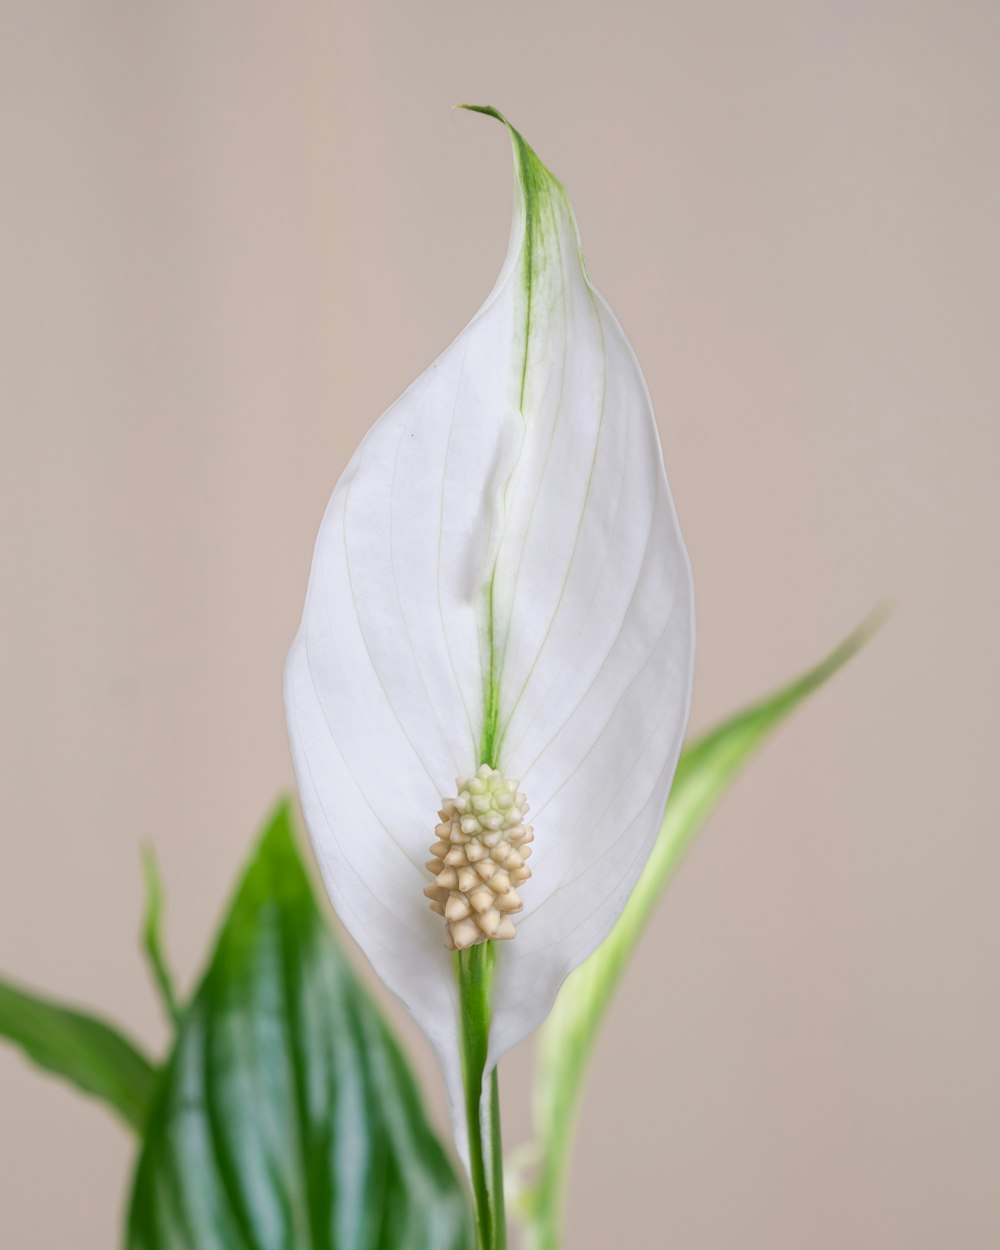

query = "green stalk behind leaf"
[0,978,157,1132]
[522,608,887,1250]
[141,844,181,1026]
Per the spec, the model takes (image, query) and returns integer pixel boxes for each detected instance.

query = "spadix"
[424,765,533,950]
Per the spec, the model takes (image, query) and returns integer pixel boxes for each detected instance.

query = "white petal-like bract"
[284,107,694,1160]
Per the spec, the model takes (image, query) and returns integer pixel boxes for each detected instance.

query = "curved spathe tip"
[454,104,559,185]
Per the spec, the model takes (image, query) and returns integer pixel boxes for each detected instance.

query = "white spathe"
[284,107,694,1163]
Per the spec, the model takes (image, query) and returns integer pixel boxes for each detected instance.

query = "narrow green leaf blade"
[141,844,181,1026]
[0,977,157,1132]
[525,610,886,1249]
[127,801,474,1250]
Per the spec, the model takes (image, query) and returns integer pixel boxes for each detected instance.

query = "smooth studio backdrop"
[1,2,997,1247]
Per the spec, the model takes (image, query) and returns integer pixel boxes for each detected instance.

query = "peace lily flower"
[284,107,694,1176]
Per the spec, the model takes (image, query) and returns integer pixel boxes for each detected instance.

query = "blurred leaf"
[127,800,474,1250]
[141,845,181,1026]
[523,609,886,1249]
[0,977,156,1132]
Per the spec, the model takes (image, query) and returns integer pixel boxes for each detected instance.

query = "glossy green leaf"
[127,801,474,1250]
[523,610,886,1249]
[0,977,156,1132]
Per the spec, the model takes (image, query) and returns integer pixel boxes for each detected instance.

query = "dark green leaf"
[127,801,473,1250]
[0,977,156,1132]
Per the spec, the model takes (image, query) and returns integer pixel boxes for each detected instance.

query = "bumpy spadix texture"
[284,106,695,1164]
[424,765,533,949]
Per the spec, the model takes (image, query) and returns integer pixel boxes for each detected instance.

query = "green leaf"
[141,844,181,1026]
[127,800,474,1250]
[522,609,886,1249]
[0,977,157,1132]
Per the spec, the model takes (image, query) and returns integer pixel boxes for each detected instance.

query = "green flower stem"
[457,942,506,1250]
[489,1066,507,1249]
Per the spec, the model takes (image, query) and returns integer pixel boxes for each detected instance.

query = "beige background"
[1,2,998,1247]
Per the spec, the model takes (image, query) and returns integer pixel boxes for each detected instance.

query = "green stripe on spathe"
[459,106,567,771]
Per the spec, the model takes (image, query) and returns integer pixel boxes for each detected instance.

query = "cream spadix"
[424,764,533,950]
[284,106,694,1161]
